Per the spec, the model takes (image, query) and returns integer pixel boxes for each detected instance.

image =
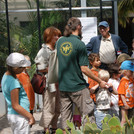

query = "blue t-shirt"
[1,74,30,114]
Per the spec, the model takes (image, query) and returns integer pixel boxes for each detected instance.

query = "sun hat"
[120,60,134,71]
[116,53,131,64]
[98,21,109,28]
[6,52,31,67]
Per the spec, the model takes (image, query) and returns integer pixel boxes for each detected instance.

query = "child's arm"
[120,94,130,109]
[11,88,35,125]
[107,83,118,95]
[90,84,99,93]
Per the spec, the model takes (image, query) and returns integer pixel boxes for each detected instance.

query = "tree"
[118,0,134,28]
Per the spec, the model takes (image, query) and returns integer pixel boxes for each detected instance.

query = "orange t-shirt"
[118,77,134,108]
[17,72,35,110]
[88,68,100,102]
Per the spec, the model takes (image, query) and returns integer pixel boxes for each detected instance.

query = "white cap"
[6,52,31,67]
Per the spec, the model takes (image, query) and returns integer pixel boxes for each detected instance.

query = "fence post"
[5,0,11,54]
[36,0,42,49]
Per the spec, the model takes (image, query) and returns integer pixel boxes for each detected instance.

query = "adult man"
[56,17,107,130]
[86,21,128,69]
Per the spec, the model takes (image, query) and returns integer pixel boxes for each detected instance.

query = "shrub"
[56,114,134,134]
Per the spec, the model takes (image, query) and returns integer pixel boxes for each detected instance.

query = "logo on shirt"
[60,42,73,56]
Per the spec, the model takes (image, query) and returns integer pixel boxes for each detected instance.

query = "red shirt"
[118,77,134,108]
[88,68,100,102]
[17,72,35,110]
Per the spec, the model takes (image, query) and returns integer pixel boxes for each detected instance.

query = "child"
[118,60,134,126]
[108,64,120,117]
[88,53,101,103]
[1,52,35,134]
[17,55,35,115]
[116,53,130,66]
[73,103,81,129]
[90,70,118,129]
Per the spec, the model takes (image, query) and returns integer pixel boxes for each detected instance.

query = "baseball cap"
[98,21,109,28]
[120,60,134,71]
[6,52,31,67]
[117,53,130,64]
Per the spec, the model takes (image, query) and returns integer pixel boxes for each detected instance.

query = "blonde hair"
[24,55,30,61]
[98,70,110,81]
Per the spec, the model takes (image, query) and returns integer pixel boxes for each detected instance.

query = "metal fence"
[0,0,117,80]
[0,0,118,116]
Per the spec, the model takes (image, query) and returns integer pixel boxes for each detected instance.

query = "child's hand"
[106,83,113,88]
[99,81,108,88]
[29,116,35,125]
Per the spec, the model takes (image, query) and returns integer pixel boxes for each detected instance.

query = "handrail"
[0,6,112,13]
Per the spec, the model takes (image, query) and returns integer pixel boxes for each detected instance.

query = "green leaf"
[91,123,98,129]
[84,124,93,133]
[56,129,64,134]
[93,128,101,134]
[102,123,109,130]
[100,128,113,134]
[65,128,70,134]
[103,114,112,123]
[125,127,134,134]
[130,116,134,126]
[66,120,75,130]
[71,129,82,134]
[115,125,122,132]
[108,116,121,127]
[110,126,117,133]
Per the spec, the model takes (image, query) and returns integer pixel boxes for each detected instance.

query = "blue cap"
[98,21,109,28]
[121,60,134,71]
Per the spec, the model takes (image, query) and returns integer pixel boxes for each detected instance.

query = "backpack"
[31,72,46,94]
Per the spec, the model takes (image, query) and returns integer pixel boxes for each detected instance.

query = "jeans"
[94,108,109,129]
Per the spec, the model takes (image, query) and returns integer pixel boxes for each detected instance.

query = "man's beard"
[78,30,82,40]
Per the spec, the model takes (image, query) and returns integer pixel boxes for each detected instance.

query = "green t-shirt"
[57,34,89,92]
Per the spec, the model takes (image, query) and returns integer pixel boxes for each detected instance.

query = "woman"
[34,26,61,133]
[1,52,35,134]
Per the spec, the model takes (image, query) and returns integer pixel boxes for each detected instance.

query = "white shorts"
[7,114,30,134]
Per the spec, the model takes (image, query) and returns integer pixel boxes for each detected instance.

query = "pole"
[81,0,87,17]
[69,0,72,18]
[36,0,41,49]
[113,0,118,35]
[5,0,11,54]
[100,0,103,21]
[112,1,115,33]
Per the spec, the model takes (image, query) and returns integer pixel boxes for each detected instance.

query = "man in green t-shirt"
[57,17,107,130]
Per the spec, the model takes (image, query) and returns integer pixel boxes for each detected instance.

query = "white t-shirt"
[108,78,120,112]
[95,87,111,110]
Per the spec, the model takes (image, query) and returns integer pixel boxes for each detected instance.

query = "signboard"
[79,17,97,45]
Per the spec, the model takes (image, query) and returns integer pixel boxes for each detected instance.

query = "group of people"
[1,17,134,134]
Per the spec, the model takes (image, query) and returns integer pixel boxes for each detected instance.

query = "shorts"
[7,114,30,134]
[60,88,95,129]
